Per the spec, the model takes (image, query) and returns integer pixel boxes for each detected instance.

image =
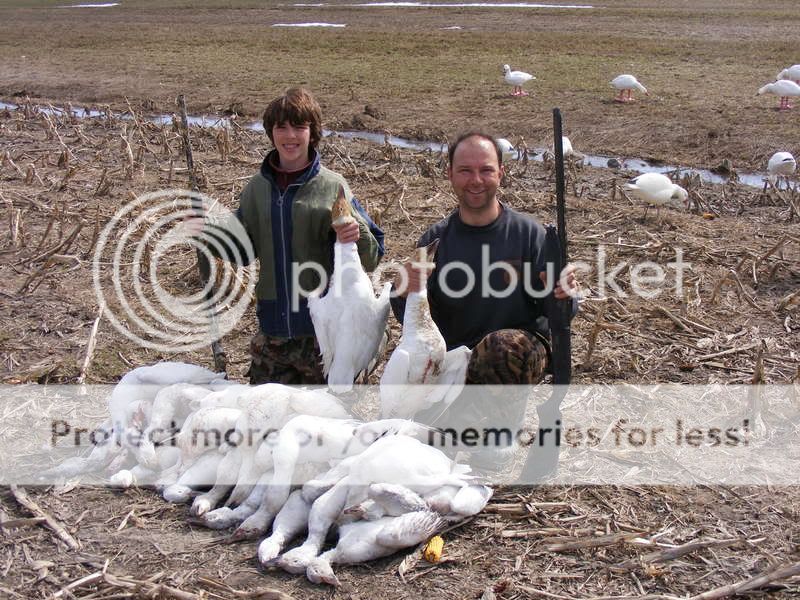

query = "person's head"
[447,132,505,224]
[447,131,503,168]
[262,87,323,154]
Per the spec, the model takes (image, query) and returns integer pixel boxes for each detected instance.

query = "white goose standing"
[778,64,800,84]
[308,186,391,392]
[610,74,648,102]
[757,80,800,110]
[766,151,796,190]
[624,173,688,219]
[503,64,535,97]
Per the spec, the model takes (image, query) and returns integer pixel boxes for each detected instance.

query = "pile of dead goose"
[45,361,492,587]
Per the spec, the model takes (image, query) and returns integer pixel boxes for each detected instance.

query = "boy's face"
[272,121,311,170]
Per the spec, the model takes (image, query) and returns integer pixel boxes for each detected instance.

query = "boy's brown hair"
[262,87,323,150]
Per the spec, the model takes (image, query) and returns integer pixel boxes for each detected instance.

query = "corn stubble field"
[0,1,799,598]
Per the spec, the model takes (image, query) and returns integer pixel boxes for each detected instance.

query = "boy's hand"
[332,220,360,244]
[181,216,205,237]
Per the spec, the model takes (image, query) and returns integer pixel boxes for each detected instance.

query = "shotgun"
[177,94,227,374]
[517,107,572,483]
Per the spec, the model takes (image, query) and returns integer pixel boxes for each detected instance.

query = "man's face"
[447,136,503,213]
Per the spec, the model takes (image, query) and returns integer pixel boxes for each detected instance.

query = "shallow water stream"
[0,100,767,189]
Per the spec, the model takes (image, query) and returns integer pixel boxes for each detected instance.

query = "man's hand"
[332,219,360,244]
[540,263,580,300]
[393,260,435,298]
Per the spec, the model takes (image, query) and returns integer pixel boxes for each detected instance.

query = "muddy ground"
[1,1,800,598]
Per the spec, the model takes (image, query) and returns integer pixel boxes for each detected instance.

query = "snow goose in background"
[496,137,516,160]
[308,186,391,393]
[624,173,688,218]
[766,151,796,190]
[503,64,535,97]
[757,80,800,110]
[610,74,648,102]
[778,64,800,84]
[305,510,446,587]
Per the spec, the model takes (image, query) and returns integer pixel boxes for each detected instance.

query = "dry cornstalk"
[687,561,800,600]
[196,576,295,599]
[614,538,746,571]
[9,485,81,550]
[582,301,608,368]
[777,289,800,312]
[216,127,231,162]
[121,129,135,178]
[3,150,25,176]
[543,530,644,552]
[57,165,80,190]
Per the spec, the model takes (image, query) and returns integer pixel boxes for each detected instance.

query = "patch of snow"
[272,22,346,27]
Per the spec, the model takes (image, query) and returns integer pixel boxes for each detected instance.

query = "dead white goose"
[162,451,225,504]
[42,362,225,481]
[201,470,273,530]
[277,435,472,573]
[137,382,219,469]
[380,241,450,419]
[231,417,428,540]
[190,444,244,517]
[221,384,350,515]
[308,186,391,393]
[257,489,313,565]
[342,483,429,520]
[306,510,446,587]
[109,446,181,489]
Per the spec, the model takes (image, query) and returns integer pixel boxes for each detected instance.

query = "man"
[390,131,578,472]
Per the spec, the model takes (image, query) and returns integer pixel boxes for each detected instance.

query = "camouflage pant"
[248,332,325,385]
[248,328,388,386]
[466,328,550,385]
[416,328,550,429]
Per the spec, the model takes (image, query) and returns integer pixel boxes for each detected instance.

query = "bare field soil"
[0,1,800,598]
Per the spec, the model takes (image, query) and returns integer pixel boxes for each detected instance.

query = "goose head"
[671,185,689,206]
[306,557,341,586]
[331,185,355,228]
